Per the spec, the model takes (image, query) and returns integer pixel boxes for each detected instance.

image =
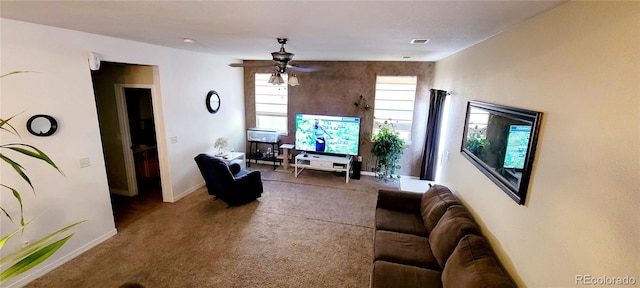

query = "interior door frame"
[114,83,171,201]
[114,84,142,196]
[114,84,171,202]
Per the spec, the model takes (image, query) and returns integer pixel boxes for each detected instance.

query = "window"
[255,73,288,133]
[467,108,490,139]
[373,76,417,142]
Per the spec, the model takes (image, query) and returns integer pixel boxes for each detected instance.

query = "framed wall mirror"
[26,114,58,137]
[460,101,542,205]
[206,90,220,114]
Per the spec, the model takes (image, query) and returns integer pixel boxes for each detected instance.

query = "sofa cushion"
[442,234,515,288]
[420,185,461,234]
[428,205,480,268]
[374,230,440,270]
[376,189,423,213]
[371,260,442,288]
[375,208,428,237]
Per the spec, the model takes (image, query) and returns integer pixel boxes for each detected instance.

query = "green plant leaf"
[0,73,78,283]
[0,115,20,136]
[0,219,34,250]
[0,235,73,281]
[0,153,33,191]
[0,228,23,251]
[0,71,32,78]
[0,184,24,225]
[2,143,63,175]
[0,221,85,266]
[0,206,12,223]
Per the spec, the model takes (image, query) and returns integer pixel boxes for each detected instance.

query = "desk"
[218,152,246,170]
[248,140,281,170]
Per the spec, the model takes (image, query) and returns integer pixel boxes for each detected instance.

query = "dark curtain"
[420,89,448,180]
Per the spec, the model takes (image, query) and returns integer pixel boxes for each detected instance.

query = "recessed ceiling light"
[410,39,430,44]
[183,38,195,43]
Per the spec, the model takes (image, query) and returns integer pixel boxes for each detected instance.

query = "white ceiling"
[0,1,566,62]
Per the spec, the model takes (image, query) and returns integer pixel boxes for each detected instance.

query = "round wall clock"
[206,90,220,114]
[26,114,58,136]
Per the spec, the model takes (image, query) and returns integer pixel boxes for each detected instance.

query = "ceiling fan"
[229,38,320,74]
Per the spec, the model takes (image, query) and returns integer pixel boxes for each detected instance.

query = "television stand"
[294,153,353,183]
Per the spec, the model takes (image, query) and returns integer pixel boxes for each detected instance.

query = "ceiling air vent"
[410,39,430,44]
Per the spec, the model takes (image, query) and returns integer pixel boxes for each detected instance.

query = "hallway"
[110,178,165,230]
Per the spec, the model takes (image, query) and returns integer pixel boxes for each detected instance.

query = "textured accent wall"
[243,61,434,176]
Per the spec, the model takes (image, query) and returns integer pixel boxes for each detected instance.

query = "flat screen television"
[503,125,531,169]
[295,114,360,155]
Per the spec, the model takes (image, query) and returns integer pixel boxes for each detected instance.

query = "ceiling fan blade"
[287,64,323,72]
[229,62,274,68]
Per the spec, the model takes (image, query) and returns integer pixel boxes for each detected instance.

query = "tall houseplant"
[0,71,83,283]
[371,120,405,180]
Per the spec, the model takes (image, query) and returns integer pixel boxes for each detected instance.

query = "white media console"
[294,153,353,183]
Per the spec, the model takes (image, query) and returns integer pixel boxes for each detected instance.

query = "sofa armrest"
[229,163,242,175]
[229,171,263,205]
[235,170,262,185]
[376,189,423,213]
[442,234,516,287]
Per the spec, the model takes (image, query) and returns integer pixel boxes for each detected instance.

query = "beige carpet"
[26,166,398,288]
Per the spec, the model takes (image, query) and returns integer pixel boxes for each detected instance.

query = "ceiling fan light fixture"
[229,38,320,75]
[288,74,300,86]
[268,72,284,85]
[275,74,285,85]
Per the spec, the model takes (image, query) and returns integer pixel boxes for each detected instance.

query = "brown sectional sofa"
[371,185,515,288]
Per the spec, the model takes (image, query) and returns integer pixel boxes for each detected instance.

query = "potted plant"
[465,125,490,155]
[371,120,405,180]
[214,137,229,156]
[1,71,84,283]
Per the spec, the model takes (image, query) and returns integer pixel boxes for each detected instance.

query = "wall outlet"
[79,157,91,168]
[171,136,178,144]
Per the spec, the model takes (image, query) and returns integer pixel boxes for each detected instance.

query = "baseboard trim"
[5,228,118,288]
[172,182,204,202]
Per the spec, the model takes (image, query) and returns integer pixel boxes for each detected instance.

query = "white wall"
[0,19,244,286]
[433,2,639,287]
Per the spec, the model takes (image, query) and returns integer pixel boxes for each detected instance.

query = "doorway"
[91,62,165,229]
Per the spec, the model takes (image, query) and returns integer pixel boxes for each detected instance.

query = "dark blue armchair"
[194,153,263,206]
